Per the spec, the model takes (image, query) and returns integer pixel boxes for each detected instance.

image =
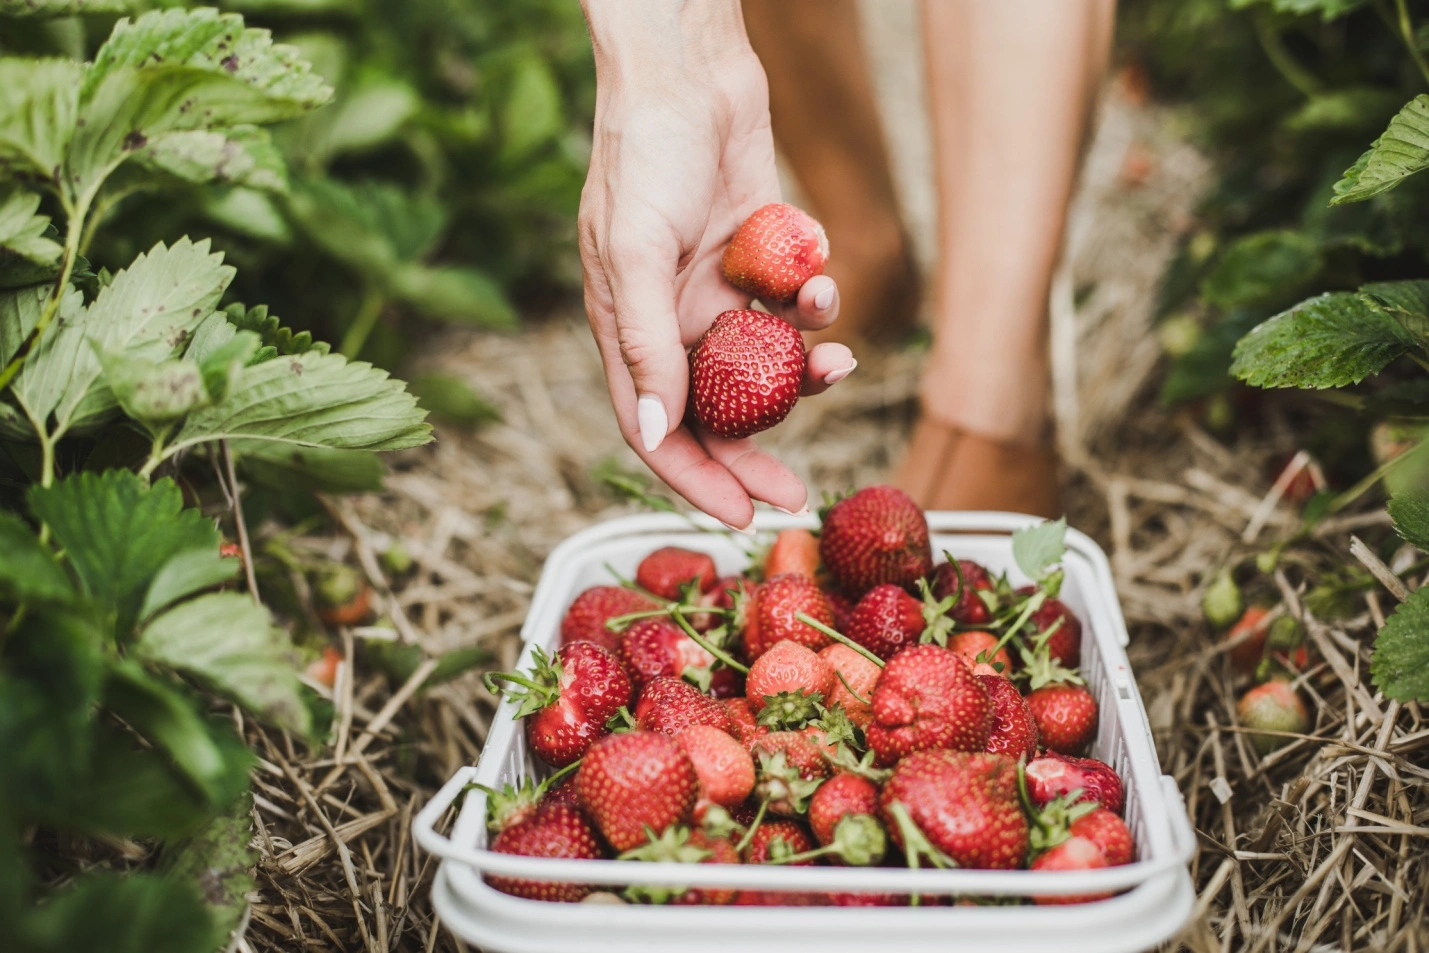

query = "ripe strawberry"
[1024,752,1125,815]
[948,630,1013,673]
[979,673,1039,761]
[1027,683,1098,755]
[764,528,821,579]
[689,309,806,439]
[1226,606,1272,674]
[845,584,924,661]
[931,559,996,624]
[618,617,717,692]
[820,486,932,596]
[881,750,1028,870]
[722,696,769,752]
[819,643,880,729]
[721,202,829,304]
[636,547,718,601]
[305,645,343,688]
[1030,836,1110,904]
[487,803,605,902]
[732,889,825,906]
[635,676,735,737]
[576,731,699,851]
[1069,807,1134,866]
[1016,587,1083,668]
[742,573,836,660]
[746,639,835,712]
[675,725,756,820]
[866,644,993,766]
[1237,680,1309,754]
[544,778,582,810]
[808,773,880,847]
[824,589,856,633]
[673,830,742,905]
[744,818,816,865]
[560,586,658,652]
[827,892,907,907]
[485,642,632,768]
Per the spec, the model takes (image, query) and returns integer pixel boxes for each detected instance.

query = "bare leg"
[743,0,918,346]
[899,0,1114,515]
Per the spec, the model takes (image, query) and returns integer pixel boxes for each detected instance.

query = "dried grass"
[235,89,1427,953]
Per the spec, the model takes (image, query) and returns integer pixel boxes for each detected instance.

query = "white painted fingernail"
[720,520,756,536]
[814,284,835,311]
[774,505,811,517]
[636,394,667,453]
[823,360,857,385]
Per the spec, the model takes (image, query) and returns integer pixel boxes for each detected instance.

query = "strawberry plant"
[0,4,431,948]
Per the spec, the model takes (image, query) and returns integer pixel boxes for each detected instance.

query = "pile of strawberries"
[480,486,1135,906]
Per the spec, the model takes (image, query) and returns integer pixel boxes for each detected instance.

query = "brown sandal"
[894,418,1061,518]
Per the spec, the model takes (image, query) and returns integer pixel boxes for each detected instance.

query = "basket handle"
[1161,774,1199,862]
[413,765,479,862]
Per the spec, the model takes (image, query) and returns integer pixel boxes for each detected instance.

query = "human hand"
[578,0,856,531]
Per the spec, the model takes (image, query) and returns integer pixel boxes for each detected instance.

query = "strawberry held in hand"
[484,642,632,768]
[820,485,933,596]
[721,202,829,304]
[576,730,699,852]
[689,309,806,439]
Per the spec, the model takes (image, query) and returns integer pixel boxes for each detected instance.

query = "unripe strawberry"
[689,309,806,439]
[1237,681,1308,754]
[721,202,828,304]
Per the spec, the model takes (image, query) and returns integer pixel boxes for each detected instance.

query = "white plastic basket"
[415,512,1198,953]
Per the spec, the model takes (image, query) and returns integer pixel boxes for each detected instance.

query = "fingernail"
[636,394,667,453]
[823,360,857,385]
[720,520,756,536]
[774,504,811,517]
[813,284,836,311]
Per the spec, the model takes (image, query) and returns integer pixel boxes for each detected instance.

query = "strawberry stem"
[671,607,750,674]
[733,796,770,855]
[795,612,884,668]
[834,669,872,706]
[987,589,1047,661]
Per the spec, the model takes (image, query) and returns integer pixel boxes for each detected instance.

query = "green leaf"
[97,348,210,428]
[166,348,432,458]
[235,441,385,494]
[1227,0,1365,19]
[103,659,253,802]
[1202,230,1323,310]
[0,185,61,288]
[409,372,502,425]
[136,592,310,734]
[1371,585,1429,701]
[10,238,232,438]
[0,0,135,16]
[0,510,73,603]
[196,330,261,402]
[1361,280,1429,351]
[139,547,239,622]
[0,58,82,182]
[1388,493,1429,553]
[1231,292,1416,389]
[295,71,419,165]
[0,282,48,372]
[126,125,288,192]
[1284,87,1404,135]
[223,301,326,360]
[161,793,255,940]
[390,262,518,328]
[67,8,332,199]
[1012,517,1067,582]
[498,51,564,161]
[1332,96,1429,205]
[15,872,223,953]
[28,471,220,635]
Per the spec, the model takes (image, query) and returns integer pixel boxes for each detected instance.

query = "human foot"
[894,418,1060,518]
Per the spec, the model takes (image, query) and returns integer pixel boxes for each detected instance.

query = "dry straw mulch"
[235,91,1427,953]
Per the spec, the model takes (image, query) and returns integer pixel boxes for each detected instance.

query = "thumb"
[609,256,689,455]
